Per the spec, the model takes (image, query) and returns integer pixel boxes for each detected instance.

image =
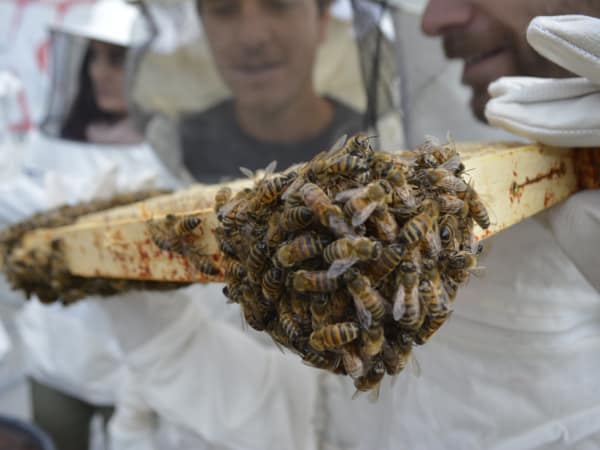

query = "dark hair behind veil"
[60,44,125,142]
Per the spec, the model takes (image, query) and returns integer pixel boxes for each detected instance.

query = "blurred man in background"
[180,0,363,181]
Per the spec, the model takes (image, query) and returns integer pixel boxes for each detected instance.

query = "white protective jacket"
[7,130,179,406]
[317,7,600,450]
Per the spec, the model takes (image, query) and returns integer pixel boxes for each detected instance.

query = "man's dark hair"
[196,0,333,15]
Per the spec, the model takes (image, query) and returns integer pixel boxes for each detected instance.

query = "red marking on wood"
[544,190,556,208]
[509,163,566,205]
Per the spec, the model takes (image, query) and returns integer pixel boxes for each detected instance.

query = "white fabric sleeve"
[122,299,319,450]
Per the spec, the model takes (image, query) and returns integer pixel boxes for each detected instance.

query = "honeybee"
[415,311,452,345]
[330,290,351,323]
[279,299,303,340]
[398,199,439,247]
[147,213,202,252]
[364,243,405,283]
[310,294,331,330]
[280,206,314,232]
[293,270,341,293]
[441,272,460,301]
[360,325,384,358]
[246,242,269,282]
[275,233,329,268]
[214,187,233,213]
[223,284,243,304]
[424,168,469,192]
[382,335,412,376]
[387,166,418,209]
[340,132,374,158]
[310,154,369,181]
[253,172,295,210]
[393,256,423,330]
[437,193,466,215]
[186,249,221,276]
[301,183,353,237]
[368,207,399,242]
[324,237,382,278]
[240,288,267,331]
[345,269,386,328]
[309,322,360,351]
[302,349,341,372]
[420,220,442,259]
[282,134,350,200]
[419,266,449,318]
[264,212,286,249]
[439,214,460,251]
[416,134,460,169]
[262,266,286,302]
[353,358,385,400]
[289,291,310,316]
[342,346,365,379]
[463,185,490,229]
[336,180,390,227]
[446,250,478,271]
[224,259,246,281]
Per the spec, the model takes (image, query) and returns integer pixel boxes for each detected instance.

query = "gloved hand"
[485,15,600,147]
[485,15,600,293]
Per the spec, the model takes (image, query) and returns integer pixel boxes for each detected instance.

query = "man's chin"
[469,91,490,124]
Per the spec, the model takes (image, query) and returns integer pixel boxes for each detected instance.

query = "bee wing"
[410,352,422,378]
[327,215,356,238]
[334,186,366,203]
[239,166,255,179]
[351,201,378,227]
[351,389,364,401]
[352,296,372,329]
[367,383,382,403]
[425,224,442,258]
[327,257,359,279]
[439,175,468,192]
[281,175,305,201]
[269,335,286,355]
[263,160,278,179]
[439,154,462,172]
[327,133,348,157]
[392,285,406,321]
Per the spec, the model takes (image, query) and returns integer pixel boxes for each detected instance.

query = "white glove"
[485,15,600,292]
[486,15,600,147]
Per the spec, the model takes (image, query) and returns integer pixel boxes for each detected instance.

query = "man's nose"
[238,3,270,49]
[421,0,473,36]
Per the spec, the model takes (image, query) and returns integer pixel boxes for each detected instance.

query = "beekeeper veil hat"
[41,0,153,137]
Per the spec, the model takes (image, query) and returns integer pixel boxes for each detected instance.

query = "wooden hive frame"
[2,142,588,283]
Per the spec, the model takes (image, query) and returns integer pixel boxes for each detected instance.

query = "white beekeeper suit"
[318,11,600,450]
[1,0,178,436]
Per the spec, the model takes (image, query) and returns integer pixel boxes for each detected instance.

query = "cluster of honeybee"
[215,133,489,396]
[0,189,183,304]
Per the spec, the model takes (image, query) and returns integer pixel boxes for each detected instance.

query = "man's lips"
[464,47,506,68]
[461,47,508,84]
[235,62,283,76]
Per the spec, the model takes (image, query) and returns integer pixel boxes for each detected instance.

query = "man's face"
[199,0,328,114]
[421,0,599,121]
